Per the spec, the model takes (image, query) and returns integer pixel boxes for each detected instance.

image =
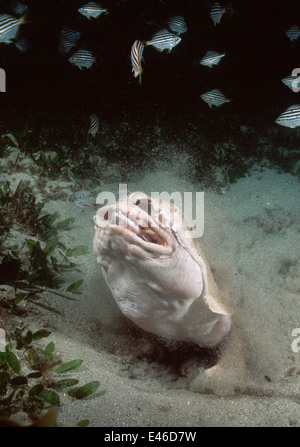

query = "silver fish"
[200,50,225,68]
[59,37,76,54]
[11,0,27,16]
[14,35,28,52]
[201,89,230,108]
[78,2,107,19]
[68,48,96,70]
[61,27,81,43]
[146,28,181,52]
[209,2,226,26]
[275,105,300,128]
[0,13,26,44]
[167,15,187,35]
[88,114,99,136]
[286,25,300,41]
[130,40,144,83]
[281,75,300,91]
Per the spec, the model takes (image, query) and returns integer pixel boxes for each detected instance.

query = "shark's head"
[93,192,231,347]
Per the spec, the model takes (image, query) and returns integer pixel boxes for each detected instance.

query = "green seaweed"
[55,359,83,374]
[0,180,86,301]
[204,387,214,395]
[76,419,90,427]
[67,381,100,400]
[0,325,100,424]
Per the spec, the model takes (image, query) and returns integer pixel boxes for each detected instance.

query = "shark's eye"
[104,211,109,220]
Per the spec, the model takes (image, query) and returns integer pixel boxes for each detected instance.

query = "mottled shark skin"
[93,192,231,348]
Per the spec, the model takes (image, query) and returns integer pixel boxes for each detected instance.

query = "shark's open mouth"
[98,207,169,247]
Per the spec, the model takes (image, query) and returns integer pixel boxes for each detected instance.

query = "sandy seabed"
[2,146,300,427]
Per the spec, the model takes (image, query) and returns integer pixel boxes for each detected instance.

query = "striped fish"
[88,114,99,136]
[78,2,107,19]
[286,25,300,41]
[0,13,26,44]
[275,105,300,128]
[61,27,81,43]
[200,50,225,68]
[201,89,230,108]
[11,0,27,16]
[146,29,181,52]
[68,48,96,70]
[167,15,187,35]
[131,40,144,84]
[14,35,28,52]
[281,76,300,91]
[59,37,76,54]
[209,2,226,26]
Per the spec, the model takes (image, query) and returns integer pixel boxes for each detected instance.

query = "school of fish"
[0,0,299,131]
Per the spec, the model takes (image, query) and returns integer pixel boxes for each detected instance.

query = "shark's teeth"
[110,208,140,233]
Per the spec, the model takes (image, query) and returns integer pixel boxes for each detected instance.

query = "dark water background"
[0,0,300,179]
